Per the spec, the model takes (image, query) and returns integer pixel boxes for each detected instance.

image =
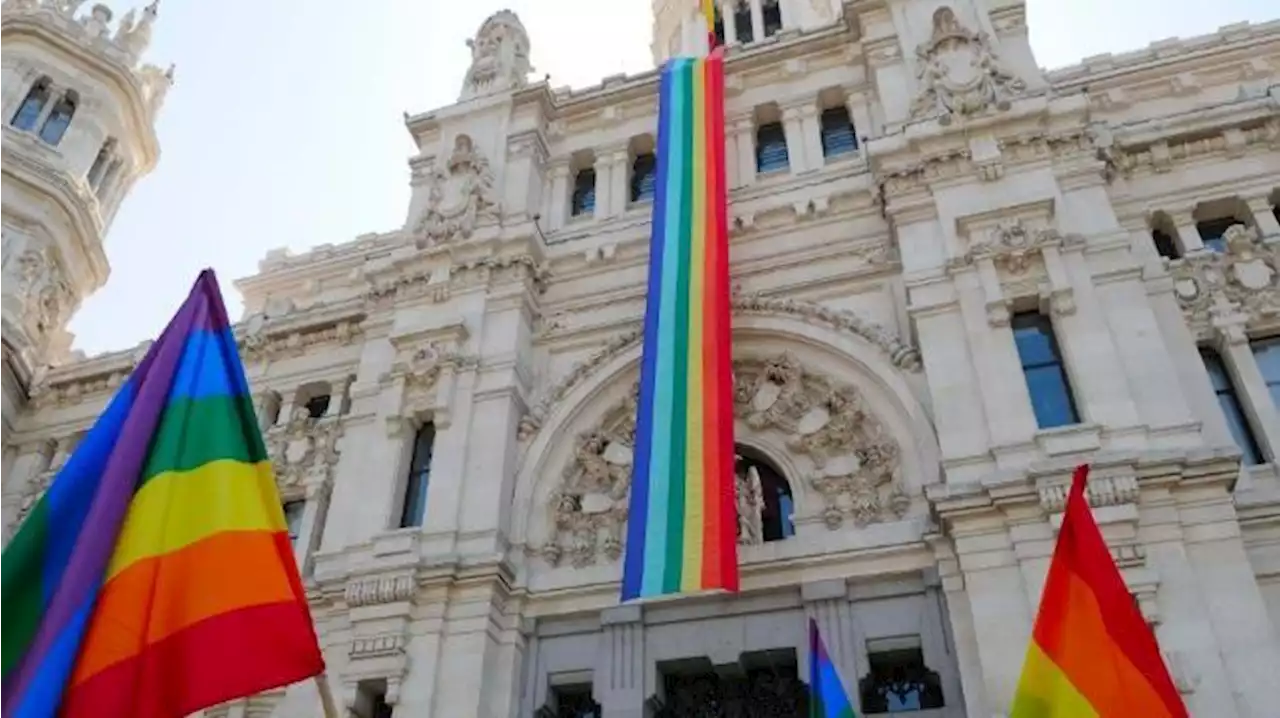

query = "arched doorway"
[735,445,794,543]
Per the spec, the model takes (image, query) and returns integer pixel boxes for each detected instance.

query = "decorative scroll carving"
[734,353,909,529]
[1171,223,1279,331]
[264,408,341,497]
[413,134,498,246]
[910,7,1025,120]
[962,219,1077,273]
[460,10,532,100]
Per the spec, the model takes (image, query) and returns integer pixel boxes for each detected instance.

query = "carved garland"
[518,299,921,443]
[535,353,910,566]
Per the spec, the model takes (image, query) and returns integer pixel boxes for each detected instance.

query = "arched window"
[735,446,794,542]
[38,90,78,146]
[630,152,656,203]
[755,121,789,174]
[10,77,51,132]
[571,167,596,217]
[87,138,116,189]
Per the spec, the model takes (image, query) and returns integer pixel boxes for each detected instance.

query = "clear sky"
[66,0,1277,356]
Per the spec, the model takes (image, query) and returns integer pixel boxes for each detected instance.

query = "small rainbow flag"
[2,270,324,718]
[1010,464,1187,718]
[621,50,737,601]
[809,619,858,717]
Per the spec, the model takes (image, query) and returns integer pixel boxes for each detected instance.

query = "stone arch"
[510,314,940,577]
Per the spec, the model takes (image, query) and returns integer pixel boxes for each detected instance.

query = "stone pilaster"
[801,579,860,708]
[730,116,756,188]
[593,153,613,221]
[780,105,806,174]
[1213,316,1280,462]
[597,605,646,718]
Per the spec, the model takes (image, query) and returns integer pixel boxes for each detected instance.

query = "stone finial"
[115,0,158,64]
[459,9,532,101]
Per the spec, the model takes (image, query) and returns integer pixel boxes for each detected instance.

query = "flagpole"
[315,673,341,718]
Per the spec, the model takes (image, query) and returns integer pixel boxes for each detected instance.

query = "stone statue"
[459,10,532,101]
[80,3,111,38]
[115,0,158,64]
[736,460,764,546]
[137,63,175,115]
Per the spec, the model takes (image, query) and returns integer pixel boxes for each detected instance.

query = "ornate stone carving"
[1171,223,1279,331]
[9,247,75,353]
[910,7,1025,121]
[264,407,342,496]
[236,308,364,364]
[733,353,908,529]
[413,134,498,246]
[460,10,531,101]
[731,295,922,371]
[964,219,1070,273]
[112,0,157,64]
[137,62,175,116]
[344,572,416,607]
[735,462,765,546]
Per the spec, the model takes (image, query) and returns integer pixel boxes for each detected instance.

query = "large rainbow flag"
[620,49,737,601]
[1010,464,1186,717]
[2,270,324,718]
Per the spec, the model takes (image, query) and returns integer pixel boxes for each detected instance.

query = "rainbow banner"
[809,619,858,718]
[2,270,324,718]
[1010,465,1187,718]
[621,50,737,601]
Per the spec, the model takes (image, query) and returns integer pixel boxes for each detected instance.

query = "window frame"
[1199,346,1263,466]
[1011,312,1081,429]
[10,77,51,132]
[754,121,789,174]
[570,167,596,217]
[398,423,436,528]
[818,106,858,160]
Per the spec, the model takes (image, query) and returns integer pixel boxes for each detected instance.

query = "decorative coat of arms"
[413,134,498,247]
[910,8,1025,120]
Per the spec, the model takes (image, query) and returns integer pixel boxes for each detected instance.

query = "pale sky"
[66,0,1277,356]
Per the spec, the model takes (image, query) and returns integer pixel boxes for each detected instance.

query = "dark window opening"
[1012,313,1080,429]
[283,500,305,544]
[571,167,596,217]
[1151,228,1180,260]
[539,683,601,718]
[38,90,77,146]
[735,446,794,543]
[762,0,783,37]
[630,153,657,203]
[859,639,945,713]
[1200,348,1262,466]
[1196,217,1238,253]
[711,5,725,47]
[399,423,435,528]
[820,106,858,159]
[353,680,393,718]
[304,393,331,419]
[10,78,50,132]
[654,651,808,717]
[755,122,788,173]
[733,1,753,43]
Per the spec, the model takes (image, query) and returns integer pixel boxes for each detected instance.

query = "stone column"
[593,153,613,221]
[597,605,646,718]
[845,92,872,148]
[798,103,822,170]
[929,537,991,718]
[801,580,860,710]
[780,105,806,174]
[719,0,737,44]
[1246,196,1280,237]
[1213,316,1280,461]
[1170,210,1206,254]
[546,163,570,230]
[610,149,630,215]
[731,117,756,188]
[749,0,765,41]
[294,478,332,574]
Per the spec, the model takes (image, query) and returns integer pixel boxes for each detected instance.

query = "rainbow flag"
[1,270,324,718]
[620,50,737,601]
[1010,465,1186,718]
[809,619,858,718]
[701,0,718,48]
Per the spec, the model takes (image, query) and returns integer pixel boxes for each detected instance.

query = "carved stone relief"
[733,353,909,529]
[910,7,1025,121]
[460,10,532,101]
[413,134,499,246]
[381,337,479,434]
[263,407,342,499]
[8,246,76,353]
[536,353,911,563]
[1171,224,1279,332]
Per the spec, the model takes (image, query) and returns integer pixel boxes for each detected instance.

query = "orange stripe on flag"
[71,530,298,685]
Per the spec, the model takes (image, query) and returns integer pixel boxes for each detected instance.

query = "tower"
[0,0,169,444]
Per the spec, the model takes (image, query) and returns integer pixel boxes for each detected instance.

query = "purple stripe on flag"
[2,276,210,713]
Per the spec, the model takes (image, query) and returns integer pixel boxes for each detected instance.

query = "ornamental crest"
[1171,224,1280,331]
[265,406,342,496]
[414,134,498,247]
[910,7,1025,120]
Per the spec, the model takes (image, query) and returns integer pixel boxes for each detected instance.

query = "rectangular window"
[283,500,305,545]
[630,153,656,203]
[399,423,436,528]
[1200,348,1262,466]
[1196,217,1237,253]
[755,122,789,174]
[1150,228,1180,260]
[570,167,596,217]
[819,106,858,159]
[1012,313,1080,429]
[1254,337,1280,410]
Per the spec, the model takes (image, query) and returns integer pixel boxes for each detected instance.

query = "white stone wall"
[4,2,1280,717]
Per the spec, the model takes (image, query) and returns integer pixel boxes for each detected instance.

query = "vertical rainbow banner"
[621,50,737,601]
[1010,464,1187,717]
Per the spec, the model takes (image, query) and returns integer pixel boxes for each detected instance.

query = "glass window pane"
[1217,394,1262,466]
[1025,365,1078,429]
[1253,337,1280,407]
[1012,318,1057,367]
[820,107,857,159]
[755,122,788,173]
[400,424,435,528]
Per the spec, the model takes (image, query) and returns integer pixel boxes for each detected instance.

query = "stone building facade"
[2,1,1279,717]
